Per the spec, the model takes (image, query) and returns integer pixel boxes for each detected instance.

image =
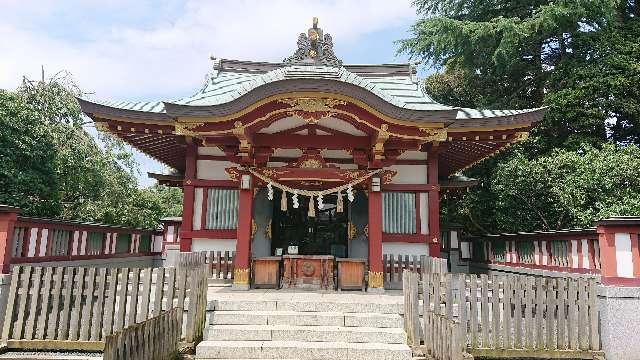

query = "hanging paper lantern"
[308,196,315,217]
[336,190,344,213]
[267,183,274,200]
[280,191,287,211]
[317,194,324,210]
[292,193,299,208]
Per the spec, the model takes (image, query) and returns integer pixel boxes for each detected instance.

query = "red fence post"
[596,217,640,286]
[0,205,20,274]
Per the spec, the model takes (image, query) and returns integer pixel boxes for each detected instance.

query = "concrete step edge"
[208,324,405,333]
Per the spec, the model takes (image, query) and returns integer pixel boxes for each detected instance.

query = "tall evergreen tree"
[401,0,640,232]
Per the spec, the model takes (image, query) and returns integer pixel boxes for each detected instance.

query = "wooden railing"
[1,264,207,351]
[472,229,601,276]
[403,270,467,360]
[103,308,180,360]
[384,254,447,289]
[0,207,159,273]
[204,250,235,280]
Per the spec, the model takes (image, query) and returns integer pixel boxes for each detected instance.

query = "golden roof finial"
[312,17,318,28]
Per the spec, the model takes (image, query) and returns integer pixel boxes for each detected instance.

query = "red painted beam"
[254,133,370,149]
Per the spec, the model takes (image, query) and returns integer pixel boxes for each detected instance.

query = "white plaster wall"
[197,160,236,180]
[397,151,427,160]
[419,193,428,235]
[382,243,429,257]
[614,232,633,278]
[198,146,225,156]
[193,188,204,230]
[39,229,49,256]
[388,165,428,184]
[166,225,175,243]
[192,238,237,253]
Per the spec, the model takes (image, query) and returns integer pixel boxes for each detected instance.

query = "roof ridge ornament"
[283,17,343,67]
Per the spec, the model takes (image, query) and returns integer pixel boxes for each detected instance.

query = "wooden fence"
[404,270,467,360]
[1,264,207,351]
[384,254,447,289]
[103,307,180,360]
[420,272,603,359]
[203,251,235,280]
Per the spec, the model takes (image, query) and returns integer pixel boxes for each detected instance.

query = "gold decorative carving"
[233,268,250,285]
[368,271,384,289]
[348,222,357,241]
[364,224,369,237]
[514,132,529,141]
[278,97,346,124]
[251,220,257,238]
[299,159,323,169]
[261,169,290,178]
[95,122,110,132]
[175,122,203,137]
[265,220,272,240]
[419,128,448,142]
[225,167,240,182]
[279,97,346,112]
[382,170,397,184]
[300,181,324,186]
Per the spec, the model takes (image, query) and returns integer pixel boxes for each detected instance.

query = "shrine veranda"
[77,19,544,291]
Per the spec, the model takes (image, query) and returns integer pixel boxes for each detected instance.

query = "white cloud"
[0,0,417,186]
[1,0,416,100]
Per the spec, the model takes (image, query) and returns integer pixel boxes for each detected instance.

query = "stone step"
[211,300,402,314]
[196,340,412,360]
[210,311,403,328]
[208,325,406,344]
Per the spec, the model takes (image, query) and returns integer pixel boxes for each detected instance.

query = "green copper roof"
[166,65,453,112]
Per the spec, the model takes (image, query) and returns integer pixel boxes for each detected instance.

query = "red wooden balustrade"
[471,228,602,275]
[0,205,160,273]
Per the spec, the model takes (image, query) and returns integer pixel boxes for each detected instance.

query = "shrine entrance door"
[271,192,348,257]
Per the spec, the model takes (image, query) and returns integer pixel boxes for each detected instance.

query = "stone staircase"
[196,293,412,360]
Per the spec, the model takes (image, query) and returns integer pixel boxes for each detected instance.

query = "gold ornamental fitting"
[233,268,250,285]
[368,271,384,289]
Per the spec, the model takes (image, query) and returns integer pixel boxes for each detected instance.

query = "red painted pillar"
[427,146,441,257]
[0,206,19,273]
[180,142,197,252]
[367,178,384,291]
[233,171,253,290]
[596,217,640,286]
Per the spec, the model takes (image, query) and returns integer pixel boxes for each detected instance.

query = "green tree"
[0,72,183,228]
[450,145,640,233]
[401,0,640,233]
[0,90,60,216]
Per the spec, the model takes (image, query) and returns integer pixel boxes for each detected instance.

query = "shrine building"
[78,19,544,291]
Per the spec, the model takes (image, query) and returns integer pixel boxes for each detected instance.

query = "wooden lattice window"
[382,192,416,234]
[205,189,239,230]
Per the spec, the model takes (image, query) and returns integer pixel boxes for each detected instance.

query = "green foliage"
[0,90,60,216]
[0,72,182,229]
[448,145,640,232]
[402,0,640,233]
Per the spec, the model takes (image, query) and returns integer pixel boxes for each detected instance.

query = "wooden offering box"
[282,255,335,290]
[252,257,281,289]
[336,258,366,291]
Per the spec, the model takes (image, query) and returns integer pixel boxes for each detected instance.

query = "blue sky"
[1,0,423,187]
